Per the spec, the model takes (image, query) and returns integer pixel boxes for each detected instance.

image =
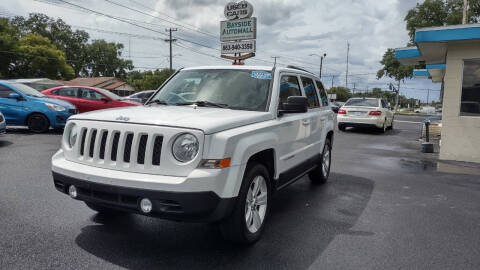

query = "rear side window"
[301,77,320,108]
[279,75,302,104]
[0,85,15,98]
[57,88,77,97]
[78,88,104,100]
[315,81,329,106]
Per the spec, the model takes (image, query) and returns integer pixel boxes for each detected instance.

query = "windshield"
[345,98,379,107]
[149,69,272,111]
[10,83,46,98]
[95,88,122,100]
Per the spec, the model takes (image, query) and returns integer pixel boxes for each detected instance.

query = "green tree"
[11,13,90,77]
[0,18,20,78]
[377,49,414,82]
[12,33,74,79]
[127,69,175,91]
[85,40,133,78]
[328,87,352,102]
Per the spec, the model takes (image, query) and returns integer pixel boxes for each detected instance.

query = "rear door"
[52,87,83,110]
[315,80,332,146]
[77,88,109,112]
[300,76,324,160]
[0,85,24,125]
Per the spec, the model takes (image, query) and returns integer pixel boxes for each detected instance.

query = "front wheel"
[27,113,50,133]
[309,138,332,184]
[220,163,270,245]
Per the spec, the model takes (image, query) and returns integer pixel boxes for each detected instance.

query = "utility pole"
[331,75,335,89]
[427,89,430,105]
[309,53,326,79]
[389,82,401,113]
[463,0,469,24]
[353,83,356,94]
[165,28,178,71]
[346,41,350,88]
[271,56,280,67]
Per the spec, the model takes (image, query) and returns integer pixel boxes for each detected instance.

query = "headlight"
[67,123,78,148]
[172,133,199,162]
[46,103,66,112]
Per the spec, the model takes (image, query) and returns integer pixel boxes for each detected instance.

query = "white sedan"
[337,98,394,133]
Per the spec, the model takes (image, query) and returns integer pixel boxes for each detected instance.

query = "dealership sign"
[224,1,254,20]
[220,17,256,42]
[220,1,256,61]
[221,40,256,54]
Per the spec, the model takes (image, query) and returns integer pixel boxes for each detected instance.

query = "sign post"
[220,1,256,64]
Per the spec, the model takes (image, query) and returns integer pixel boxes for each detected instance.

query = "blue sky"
[0,0,441,101]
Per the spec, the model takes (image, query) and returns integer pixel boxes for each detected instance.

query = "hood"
[71,105,273,134]
[31,96,76,109]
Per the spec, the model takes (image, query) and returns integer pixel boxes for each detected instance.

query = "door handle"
[302,120,311,126]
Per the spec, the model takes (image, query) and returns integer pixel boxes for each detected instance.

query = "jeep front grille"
[77,128,164,167]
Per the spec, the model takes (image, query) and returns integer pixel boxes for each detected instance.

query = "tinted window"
[57,88,78,97]
[381,99,387,108]
[345,98,379,107]
[0,85,15,98]
[78,88,104,100]
[461,59,480,116]
[315,81,329,106]
[301,77,320,108]
[279,75,302,104]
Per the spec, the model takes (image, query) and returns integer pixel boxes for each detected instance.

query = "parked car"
[124,90,155,104]
[10,78,63,91]
[51,66,335,244]
[42,86,140,113]
[0,81,77,133]
[0,111,5,135]
[330,101,345,113]
[337,97,394,133]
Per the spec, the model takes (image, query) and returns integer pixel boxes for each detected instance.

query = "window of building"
[461,59,480,116]
[301,77,320,108]
[279,75,302,104]
[315,81,329,106]
[0,85,15,98]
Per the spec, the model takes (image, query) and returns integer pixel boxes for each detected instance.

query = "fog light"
[68,185,78,198]
[140,198,153,213]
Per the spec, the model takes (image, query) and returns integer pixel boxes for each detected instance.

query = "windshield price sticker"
[251,71,271,80]
[221,40,255,54]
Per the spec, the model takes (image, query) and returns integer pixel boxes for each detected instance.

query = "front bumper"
[51,110,77,128]
[53,172,236,222]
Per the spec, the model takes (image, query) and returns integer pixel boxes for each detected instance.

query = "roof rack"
[286,65,315,75]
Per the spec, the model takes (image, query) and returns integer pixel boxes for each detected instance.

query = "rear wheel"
[27,113,50,133]
[309,138,332,184]
[220,163,270,245]
[389,117,394,130]
[379,121,387,133]
[338,124,346,131]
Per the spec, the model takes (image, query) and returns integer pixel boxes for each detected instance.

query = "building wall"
[441,41,480,163]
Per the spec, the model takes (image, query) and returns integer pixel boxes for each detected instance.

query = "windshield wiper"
[175,100,229,108]
[146,99,169,105]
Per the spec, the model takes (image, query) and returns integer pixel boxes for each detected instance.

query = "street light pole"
[309,53,327,79]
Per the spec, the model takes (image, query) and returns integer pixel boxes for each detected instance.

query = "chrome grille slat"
[123,133,134,163]
[137,134,148,165]
[110,132,120,162]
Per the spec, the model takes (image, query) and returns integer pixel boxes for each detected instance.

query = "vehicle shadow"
[0,140,13,147]
[341,127,400,135]
[75,173,374,270]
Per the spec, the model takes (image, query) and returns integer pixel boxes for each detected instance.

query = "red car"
[43,86,139,113]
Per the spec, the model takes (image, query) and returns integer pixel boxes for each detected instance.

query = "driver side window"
[0,85,15,98]
[279,75,302,104]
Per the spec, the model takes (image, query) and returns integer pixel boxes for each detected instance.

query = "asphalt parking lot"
[1,115,479,270]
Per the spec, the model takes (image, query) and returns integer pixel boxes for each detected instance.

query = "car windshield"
[345,98,378,107]
[95,88,122,100]
[149,69,272,111]
[10,83,46,98]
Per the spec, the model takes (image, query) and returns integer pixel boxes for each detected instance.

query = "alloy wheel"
[322,144,331,178]
[245,175,268,233]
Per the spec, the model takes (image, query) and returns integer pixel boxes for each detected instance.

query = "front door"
[0,85,25,125]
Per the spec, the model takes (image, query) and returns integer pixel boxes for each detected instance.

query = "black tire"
[220,163,271,245]
[309,138,332,184]
[379,121,387,133]
[338,124,346,131]
[85,202,126,215]
[27,113,50,133]
[389,118,394,130]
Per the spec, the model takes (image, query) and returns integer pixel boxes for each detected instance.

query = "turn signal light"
[199,158,231,169]
[338,109,347,114]
[369,110,382,116]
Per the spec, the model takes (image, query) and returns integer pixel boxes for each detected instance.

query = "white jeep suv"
[52,66,335,244]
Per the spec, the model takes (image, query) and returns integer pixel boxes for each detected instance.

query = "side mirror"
[279,96,308,116]
[100,97,110,103]
[8,93,21,100]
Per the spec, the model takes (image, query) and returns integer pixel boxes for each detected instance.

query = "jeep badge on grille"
[116,116,130,121]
